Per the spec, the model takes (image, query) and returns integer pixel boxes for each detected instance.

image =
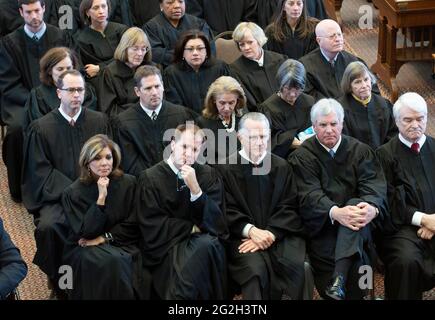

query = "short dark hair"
[173,29,211,64]
[40,47,79,86]
[134,65,162,88]
[18,0,45,8]
[56,70,84,89]
[79,0,111,26]
[172,123,205,143]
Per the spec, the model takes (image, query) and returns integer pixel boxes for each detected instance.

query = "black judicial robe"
[62,174,150,300]
[217,152,306,299]
[143,12,214,67]
[137,161,228,299]
[230,50,287,110]
[289,135,387,269]
[163,58,230,115]
[259,93,314,159]
[265,19,318,60]
[112,102,194,177]
[196,115,242,165]
[255,0,279,29]
[128,0,160,26]
[75,22,128,71]
[24,83,97,129]
[339,93,397,149]
[187,0,257,34]
[299,48,368,101]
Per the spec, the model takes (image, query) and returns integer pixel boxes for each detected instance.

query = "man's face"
[171,129,204,167]
[160,0,185,23]
[134,74,164,110]
[238,119,270,160]
[396,106,427,143]
[313,112,343,149]
[56,74,85,115]
[20,1,45,33]
[316,21,344,55]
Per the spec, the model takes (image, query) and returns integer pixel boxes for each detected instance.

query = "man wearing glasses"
[299,19,374,101]
[22,70,111,299]
[136,123,229,299]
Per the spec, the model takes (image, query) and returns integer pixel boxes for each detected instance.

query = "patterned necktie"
[329,149,335,158]
[32,34,38,42]
[411,142,420,154]
[329,59,335,68]
[69,119,75,127]
[151,111,157,121]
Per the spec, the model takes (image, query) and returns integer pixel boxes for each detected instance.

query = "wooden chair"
[214,31,241,65]
[432,53,435,79]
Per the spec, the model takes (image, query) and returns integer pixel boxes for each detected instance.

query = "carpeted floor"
[0,0,434,300]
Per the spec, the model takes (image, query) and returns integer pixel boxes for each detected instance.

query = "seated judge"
[0,217,28,300]
[112,65,193,177]
[218,112,306,300]
[22,70,111,298]
[143,0,214,68]
[76,0,128,79]
[230,22,287,110]
[289,98,387,300]
[136,124,228,299]
[97,27,153,117]
[338,61,397,149]
[376,93,435,299]
[62,134,149,300]
[0,0,75,203]
[299,19,373,101]
[265,0,318,60]
[196,76,247,164]
[25,47,97,129]
[163,29,230,115]
[258,59,314,159]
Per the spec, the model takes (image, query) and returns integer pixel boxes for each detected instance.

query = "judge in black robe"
[187,0,257,34]
[143,9,214,68]
[136,124,228,299]
[62,135,149,299]
[0,15,75,202]
[217,112,306,300]
[22,71,111,294]
[375,92,435,299]
[163,30,230,115]
[289,99,387,300]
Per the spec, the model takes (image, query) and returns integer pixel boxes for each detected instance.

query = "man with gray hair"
[376,92,435,299]
[218,112,307,300]
[290,98,387,300]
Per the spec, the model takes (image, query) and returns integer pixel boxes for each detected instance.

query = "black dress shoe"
[325,274,346,300]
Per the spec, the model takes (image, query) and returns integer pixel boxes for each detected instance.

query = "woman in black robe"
[62,134,150,300]
[258,59,314,159]
[265,0,318,60]
[25,47,97,129]
[196,76,247,165]
[163,30,230,115]
[76,0,128,80]
[97,27,153,117]
[230,22,287,110]
[338,61,397,149]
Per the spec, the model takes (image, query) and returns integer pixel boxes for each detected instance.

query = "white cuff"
[190,190,203,202]
[242,223,254,238]
[329,206,338,224]
[412,211,424,227]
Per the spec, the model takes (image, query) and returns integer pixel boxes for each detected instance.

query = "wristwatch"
[104,232,114,244]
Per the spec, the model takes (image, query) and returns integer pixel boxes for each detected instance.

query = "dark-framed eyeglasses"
[59,87,85,94]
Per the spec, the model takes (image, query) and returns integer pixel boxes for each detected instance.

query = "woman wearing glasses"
[163,30,230,116]
[97,27,154,117]
[25,47,97,129]
[62,134,150,299]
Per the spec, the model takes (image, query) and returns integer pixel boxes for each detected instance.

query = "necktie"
[329,149,335,158]
[329,59,335,68]
[151,111,157,121]
[69,119,75,127]
[411,142,420,154]
[32,34,38,42]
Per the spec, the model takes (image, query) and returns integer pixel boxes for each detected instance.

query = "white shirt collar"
[166,155,180,176]
[140,102,162,119]
[58,106,82,123]
[398,133,426,149]
[252,49,264,67]
[239,148,267,165]
[316,135,342,154]
[320,48,339,64]
[24,22,46,40]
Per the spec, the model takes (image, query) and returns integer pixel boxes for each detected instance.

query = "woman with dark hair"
[62,134,150,300]
[196,76,247,164]
[25,46,97,128]
[265,0,318,60]
[76,0,128,79]
[338,61,397,149]
[163,29,230,115]
[97,27,153,116]
[258,59,314,159]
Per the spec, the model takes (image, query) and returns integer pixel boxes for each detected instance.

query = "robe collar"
[316,135,342,155]
[239,148,267,166]
[398,133,426,149]
[58,106,82,124]
[352,93,371,106]
[24,22,46,40]
[140,101,162,119]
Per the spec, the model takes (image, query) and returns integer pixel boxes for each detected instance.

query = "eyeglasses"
[319,32,343,40]
[184,46,206,53]
[59,87,85,94]
[130,46,149,53]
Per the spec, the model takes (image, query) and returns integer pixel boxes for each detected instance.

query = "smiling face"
[89,146,113,178]
[313,112,343,148]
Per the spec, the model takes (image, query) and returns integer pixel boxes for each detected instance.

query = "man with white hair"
[290,98,387,300]
[376,92,435,299]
